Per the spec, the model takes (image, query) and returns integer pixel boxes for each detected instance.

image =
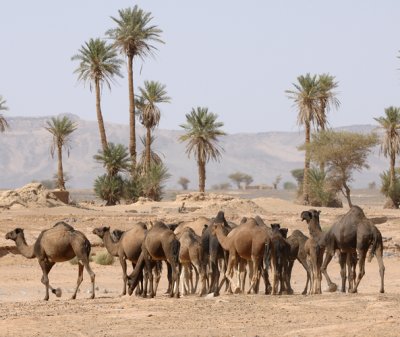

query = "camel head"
[270,223,281,233]
[5,228,24,241]
[301,209,322,231]
[279,228,288,238]
[92,226,110,239]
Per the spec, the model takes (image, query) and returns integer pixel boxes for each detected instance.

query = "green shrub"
[94,174,124,206]
[380,169,400,208]
[283,181,297,190]
[95,251,114,265]
[308,168,342,208]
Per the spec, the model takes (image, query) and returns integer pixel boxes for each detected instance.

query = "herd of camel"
[4,205,386,301]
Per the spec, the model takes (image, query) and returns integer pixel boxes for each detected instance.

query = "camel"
[268,224,291,295]
[176,227,204,295]
[5,222,95,301]
[128,220,181,298]
[92,222,162,296]
[212,212,271,294]
[286,229,311,295]
[301,210,326,294]
[174,216,210,237]
[321,205,385,293]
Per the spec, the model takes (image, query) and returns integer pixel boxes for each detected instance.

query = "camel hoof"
[174,293,180,299]
[234,287,241,294]
[90,294,95,299]
[43,297,49,301]
[328,284,337,292]
[380,289,385,294]
[55,288,62,297]
[348,288,357,294]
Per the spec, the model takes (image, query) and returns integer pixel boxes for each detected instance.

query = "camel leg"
[81,259,95,299]
[39,260,56,301]
[224,255,240,294]
[238,259,247,294]
[119,256,127,296]
[297,257,310,295]
[192,263,200,294]
[188,264,194,294]
[350,250,367,294]
[71,262,84,300]
[286,259,295,294]
[172,262,181,298]
[374,247,385,293]
[346,253,356,292]
[339,252,347,293]
[145,257,154,298]
[247,258,259,294]
[153,261,162,295]
[321,250,337,292]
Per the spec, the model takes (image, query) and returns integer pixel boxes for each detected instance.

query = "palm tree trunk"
[146,126,151,173]
[128,54,137,173]
[319,124,325,173]
[95,78,108,151]
[198,155,206,193]
[303,120,311,205]
[390,153,396,190]
[57,144,65,190]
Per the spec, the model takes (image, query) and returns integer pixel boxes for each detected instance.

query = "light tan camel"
[92,222,161,296]
[176,227,204,295]
[301,210,325,294]
[212,212,270,294]
[5,222,95,301]
[128,221,181,298]
[174,216,210,237]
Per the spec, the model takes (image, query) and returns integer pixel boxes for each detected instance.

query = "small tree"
[178,177,190,190]
[305,130,379,207]
[44,116,77,190]
[0,95,9,132]
[228,172,245,189]
[272,175,282,190]
[283,181,296,190]
[380,169,400,208]
[242,174,253,189]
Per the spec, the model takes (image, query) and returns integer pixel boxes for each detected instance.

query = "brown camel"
[5,222,95,301]
[212,212,270,294]
[268,224,291,295]
[286,229,311,295]
[176,227,204,295]
[128,220,181,298]
[93,222,161,296]
[301,210,326,294]
[321,205,385,293]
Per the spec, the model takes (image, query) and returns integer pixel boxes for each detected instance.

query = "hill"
[0,114,386,189]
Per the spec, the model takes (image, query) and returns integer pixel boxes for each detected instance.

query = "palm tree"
[106,6,164,171]
[71,38,123,151]
[0,95,9,132]
[286,74,321,204]
[374,106,400,193]
[179,107,226,193]
[93,143,131,177]
[138,134,164,170]
[44,116,77,190]
[137,81,170,172]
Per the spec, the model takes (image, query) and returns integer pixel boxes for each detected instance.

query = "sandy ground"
[0,191,400,337]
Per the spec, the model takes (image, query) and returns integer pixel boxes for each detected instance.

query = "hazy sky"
[1,0,400,133]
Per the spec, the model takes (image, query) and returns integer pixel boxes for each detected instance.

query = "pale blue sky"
[1,0,400,133]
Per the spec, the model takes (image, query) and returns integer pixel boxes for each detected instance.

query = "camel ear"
[104,226,110,231]
[15,228,23,234]
[280,228,288,238]
[240,217,247,224]
[301,211,311,221]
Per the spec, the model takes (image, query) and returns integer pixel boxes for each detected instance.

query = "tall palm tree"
[0,95,9,132]
[71,38,123,151]
[44,116,77,190]
[106,6,164,171]
[179,107,226,193]
[286,73,320,204]
[137,81,170,172]
[138,134,164,170]
[374,106,400,191]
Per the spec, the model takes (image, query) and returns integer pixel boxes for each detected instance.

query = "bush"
[94,174,124,206]
[308,168,342,208]
[95,251,115,265]
[380,169,400,208]
[141,163,171,201]
[283,181,297,190]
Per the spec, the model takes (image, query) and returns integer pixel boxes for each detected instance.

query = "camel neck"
[103,232,119,256]
[15,235,35,258]
[308,220,323,240]
[214,225,230,251]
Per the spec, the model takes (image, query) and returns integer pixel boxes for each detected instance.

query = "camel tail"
[368,227,383,262]
[128,252,146,292]
[264,243,271,270]
[172,239,180,265]
[84,238,92,258]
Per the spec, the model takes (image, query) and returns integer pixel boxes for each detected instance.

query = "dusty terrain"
[0,189,400,337]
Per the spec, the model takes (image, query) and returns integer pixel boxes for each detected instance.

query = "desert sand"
[0,188,399,337]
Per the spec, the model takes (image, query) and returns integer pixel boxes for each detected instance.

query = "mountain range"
[0,114,386,190]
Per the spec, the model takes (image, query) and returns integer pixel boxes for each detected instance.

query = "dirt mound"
[0,183,64,209]
[193,198,267,222]
[176,192,235,202]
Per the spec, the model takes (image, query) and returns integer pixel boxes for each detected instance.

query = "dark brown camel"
[5,222,95,300]
[268,224,290,295]
[128,221,181,298]
[321,205,385,293]
[286,229,311,295]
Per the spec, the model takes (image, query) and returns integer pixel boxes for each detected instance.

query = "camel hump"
[370,216,388,225]
[53,221,74,231]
